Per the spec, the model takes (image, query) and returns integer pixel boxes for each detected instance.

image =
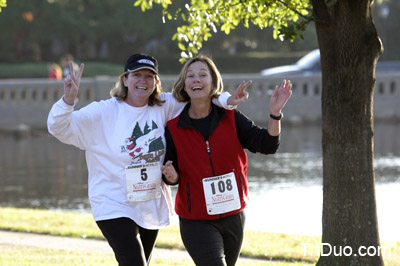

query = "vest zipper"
[205,140,215,176]
[239,171,244,205]
[206,140,221,218]
[187,182,191,214]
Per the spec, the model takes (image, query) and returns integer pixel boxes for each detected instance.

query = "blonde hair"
[110,71,165,106]
[172,54,223,102]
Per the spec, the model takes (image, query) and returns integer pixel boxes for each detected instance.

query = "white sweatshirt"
[47,92,231,229]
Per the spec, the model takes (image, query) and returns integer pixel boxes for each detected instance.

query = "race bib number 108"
[202,172,241,215]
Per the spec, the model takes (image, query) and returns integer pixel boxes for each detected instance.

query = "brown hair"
[172,54,223,102]
[110,71,165,106]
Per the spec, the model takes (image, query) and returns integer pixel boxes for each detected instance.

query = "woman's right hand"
[63,61,84,106]
[227,80,251,107]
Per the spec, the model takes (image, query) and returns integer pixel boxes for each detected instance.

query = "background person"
[161,54,292,266]
[47,63,62,80]
[47,53,247,266]
[60,54,79,79]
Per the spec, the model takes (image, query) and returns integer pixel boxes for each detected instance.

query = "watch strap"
[270,113,283,120]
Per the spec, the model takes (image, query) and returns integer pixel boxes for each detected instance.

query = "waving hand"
[270,79,292,115]
[63,61,84,105]
[227,80,251,107]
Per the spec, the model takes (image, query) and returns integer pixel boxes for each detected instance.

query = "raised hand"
[227,80,251,107]
[63,61,84,105]
[161,161,179,184]
[270,79,292,115]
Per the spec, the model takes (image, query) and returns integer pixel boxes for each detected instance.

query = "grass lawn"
[0,207,398,265]
[0,246,316,266]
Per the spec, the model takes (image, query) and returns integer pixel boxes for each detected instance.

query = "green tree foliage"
[136,0,312,62]
[0,0,6,12]
[0,0,178,62]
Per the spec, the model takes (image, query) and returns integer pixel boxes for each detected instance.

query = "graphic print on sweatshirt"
[124,120,165,163]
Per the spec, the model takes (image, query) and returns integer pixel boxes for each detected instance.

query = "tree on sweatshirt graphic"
[126,121,164,161]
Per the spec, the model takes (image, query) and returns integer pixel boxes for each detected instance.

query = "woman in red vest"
[161,54,292,266]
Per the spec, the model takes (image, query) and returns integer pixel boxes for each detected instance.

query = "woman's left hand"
[227,80,252,107]
[270,79,292,115]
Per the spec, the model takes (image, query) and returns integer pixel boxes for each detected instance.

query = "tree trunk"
[312,0,384,265]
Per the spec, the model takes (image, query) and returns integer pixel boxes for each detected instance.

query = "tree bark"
[312,0,384,265]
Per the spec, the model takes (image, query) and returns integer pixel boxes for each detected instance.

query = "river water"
[1,123,399,241]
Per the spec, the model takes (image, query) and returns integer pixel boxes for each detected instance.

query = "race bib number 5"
[202,172,241,215]
[125,162,161,202]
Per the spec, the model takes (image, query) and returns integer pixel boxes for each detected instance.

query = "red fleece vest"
[167,110,248,220]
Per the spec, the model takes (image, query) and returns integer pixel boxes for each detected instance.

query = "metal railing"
[1,72,399,130]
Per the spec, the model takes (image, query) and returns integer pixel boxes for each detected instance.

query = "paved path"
[0,230,269,265]
[0,230,192,261]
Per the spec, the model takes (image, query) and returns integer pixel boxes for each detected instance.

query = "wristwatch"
[270,113,283,120]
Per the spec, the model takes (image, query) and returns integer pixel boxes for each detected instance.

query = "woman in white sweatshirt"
[47,53,248,266]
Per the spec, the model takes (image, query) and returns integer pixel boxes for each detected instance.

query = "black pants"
[179,211,246,266]
[96,217,158,266]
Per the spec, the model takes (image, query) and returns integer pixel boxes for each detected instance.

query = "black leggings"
[179,211,246,266]
[96,217,158,266]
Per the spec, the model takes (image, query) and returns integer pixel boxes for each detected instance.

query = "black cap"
[124,53,158,74]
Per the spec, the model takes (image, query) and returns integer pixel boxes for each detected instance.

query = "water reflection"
[1,123,399,239]
[0,132,89,210]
